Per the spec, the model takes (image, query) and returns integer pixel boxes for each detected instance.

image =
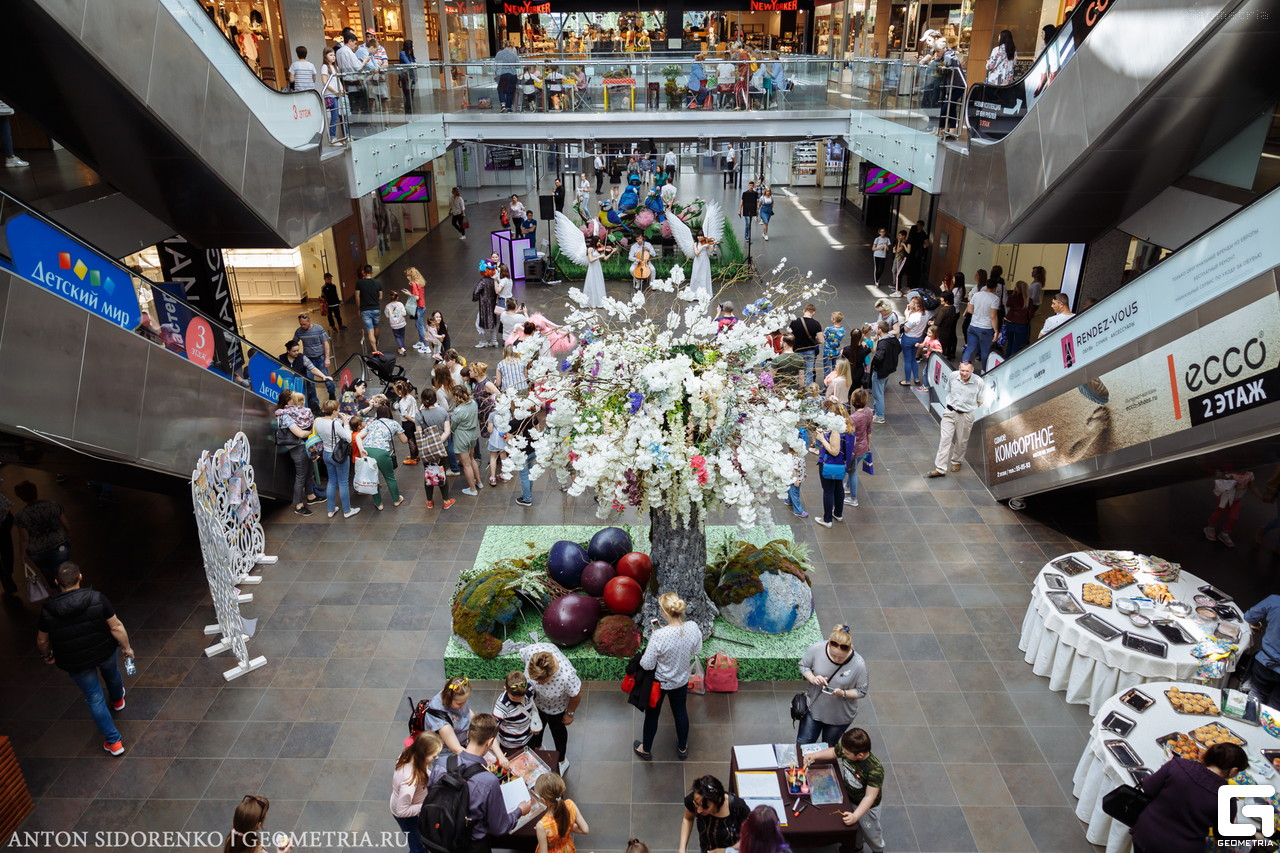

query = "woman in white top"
[390,731,443,853]
[871,227,891,286]
[320,47,343,142]
[449,187,467,239]
[583,235,612,309]
[500,298,528,342]
[634,592,704,761]
[315,400,359,519]
[985,30,1017,85]
[899,296,928,386]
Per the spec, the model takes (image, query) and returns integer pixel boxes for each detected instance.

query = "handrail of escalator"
[972,182,1280,418]
[963,0,1117,143]
[0,188,336,406]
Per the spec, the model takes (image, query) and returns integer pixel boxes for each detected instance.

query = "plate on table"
[1101,710,1137,737]
[1043,573,1068,591]
[1122,632,1168,658]
[1081,583,1113,608]
[1130,767,1154,785]
[1119,688,1156,712]
[1198,585,1233,603]
[1165,686,1219,716]
[1189,722,1246,747]
[1217,622,1242,642]
[1140,583,1174,603]
[1157,732,1204,761]
[1215,604,1242,622]
[1260,750,1280,776]
[1104,738,1144,767]
[1052,556,1093,577]
[1194,594,1217,607]
[1046,591,1084,615]
[1151,621,1196,645]
[1094,569,1137,590]
[1076,613,1122,641]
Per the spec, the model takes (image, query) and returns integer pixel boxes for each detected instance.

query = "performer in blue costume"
[618,174,641,212]
[643,187,666,222]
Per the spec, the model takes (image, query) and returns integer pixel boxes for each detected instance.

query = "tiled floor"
[4,171,1276,853]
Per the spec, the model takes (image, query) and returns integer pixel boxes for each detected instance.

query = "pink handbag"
[705,652,738,692]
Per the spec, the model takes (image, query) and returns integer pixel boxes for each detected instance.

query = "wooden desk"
[728,752,859,852]
[491,749,558,851]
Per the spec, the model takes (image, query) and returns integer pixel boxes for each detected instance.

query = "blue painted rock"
[548,541,590,589]
[581,560,616,596]
[588,527,633,565]
[543,593,601,647]
[719,571,814,634]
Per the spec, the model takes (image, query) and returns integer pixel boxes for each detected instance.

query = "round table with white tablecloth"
[1019,551,1250,714]
[1072,680,1280,853]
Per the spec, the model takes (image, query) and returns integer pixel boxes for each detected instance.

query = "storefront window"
[322,0,363,45]
[371,0,407,42]
[441,0,489,65]
[205,0,289,88]
[993,0,1044,62]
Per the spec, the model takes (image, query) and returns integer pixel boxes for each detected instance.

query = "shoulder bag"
[25,563,49,603]
[820,433,847,480]
[1101,783,1151,826]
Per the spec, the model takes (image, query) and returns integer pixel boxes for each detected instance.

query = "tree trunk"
[646,505,717,638]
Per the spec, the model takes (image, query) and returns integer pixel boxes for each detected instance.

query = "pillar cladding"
[276,0,325,56]
[1076,228,1131,309]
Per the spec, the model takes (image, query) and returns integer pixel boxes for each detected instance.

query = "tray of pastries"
[1094,568,1137,590]
[1081,583,1113,608]
[1157,732,1204,761]
[1189,722,1246,747]
[1140,583,1174,603]
[1165,686,1220,716]
[1052,556,1093,577]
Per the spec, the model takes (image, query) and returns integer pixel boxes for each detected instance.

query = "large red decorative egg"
[603,576,643,616]
[615,552,653,588]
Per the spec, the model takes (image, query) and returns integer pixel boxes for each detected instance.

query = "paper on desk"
[500,777,546,831]
[735,771,782,799]
[774,744,798,767]
[745,799,788,826]
[735,743,780,769]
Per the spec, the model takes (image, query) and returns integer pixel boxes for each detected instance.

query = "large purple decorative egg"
[581,561,616,596]
[548,541,590,588]
[588,527,633,566]
[543,594,602,647]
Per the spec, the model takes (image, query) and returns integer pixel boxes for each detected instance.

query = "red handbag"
[705,651,739,692]
[620,673,636,694]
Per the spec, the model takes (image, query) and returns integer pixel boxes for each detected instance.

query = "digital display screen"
[378,173,432,203]
[861,165,914,195]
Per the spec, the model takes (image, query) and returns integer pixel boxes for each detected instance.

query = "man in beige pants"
[926,361,985,477]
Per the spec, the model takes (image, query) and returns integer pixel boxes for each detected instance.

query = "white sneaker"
[814,518,832,528]
[764,235,769,241]
[559,759,571,774]
[459,235,467,240]
[461,487,478,496]
[343,508,361,519]
[4,155,29,168]
[327,510,337,518]
[844,498,856,506]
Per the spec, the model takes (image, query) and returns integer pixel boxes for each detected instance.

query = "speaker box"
[525,257,546,282]
[538,195,556,220]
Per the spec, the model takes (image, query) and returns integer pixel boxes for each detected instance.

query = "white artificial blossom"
[496,267,843,528]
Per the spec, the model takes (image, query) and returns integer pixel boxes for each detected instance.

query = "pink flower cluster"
[690,455,710,485]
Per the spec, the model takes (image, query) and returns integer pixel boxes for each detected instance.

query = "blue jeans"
[845,453,867,501]
[642,684,690,752]
[361,309,381,330]
[393,815,424,853]
[69,652,123,744]
[900,336,921,383]
[1004,321,1030,358]
[322,449,352,513]
[799,350,818,387]
[446,436,461,474]
[796,711,850,748]
[414,311,428,345]
[518,453,533,502]
[743,215,755,242]
[962,326,994,370]
[787,484,806,516]
[870,374,888,419]
[29,542,70,588]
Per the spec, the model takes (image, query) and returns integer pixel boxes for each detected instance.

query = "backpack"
[418,754,487,853]
[913,288,941,311]
[406,696,430,739]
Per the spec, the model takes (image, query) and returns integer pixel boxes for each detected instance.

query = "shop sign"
[4,213,141,330]
[750,0,798,9]
[503,1,551,13]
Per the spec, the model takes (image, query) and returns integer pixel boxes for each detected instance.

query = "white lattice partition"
[190,432,270,681]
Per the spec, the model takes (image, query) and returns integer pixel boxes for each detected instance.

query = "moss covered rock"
[593,614,642,658]
[706,540,814,635]
[451,569,528,658]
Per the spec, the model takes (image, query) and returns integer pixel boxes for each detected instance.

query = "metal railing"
[315,55,952,140]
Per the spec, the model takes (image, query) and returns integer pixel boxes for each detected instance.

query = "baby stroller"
[362,351,407,395]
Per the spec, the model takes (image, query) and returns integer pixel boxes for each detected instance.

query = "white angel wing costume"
[701,201,725,245]
[668,210,696,259]
[554,211,589,266]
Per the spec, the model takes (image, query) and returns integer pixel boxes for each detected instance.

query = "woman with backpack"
[814,400,856,528]
[315,401,359,520]
[390,731,444,853]
[276,390,323,517]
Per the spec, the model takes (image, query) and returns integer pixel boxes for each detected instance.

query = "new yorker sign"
[751,0,798,9]
[503,1,551,12]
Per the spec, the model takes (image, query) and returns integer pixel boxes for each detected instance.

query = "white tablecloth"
[1018,551,1250,714]
[1072,680,1280,853]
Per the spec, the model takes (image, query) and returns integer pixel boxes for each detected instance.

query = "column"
[965,0,998,88]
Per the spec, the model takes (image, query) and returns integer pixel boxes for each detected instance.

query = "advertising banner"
[5,214,141,330]
[984,293,1280,484]
[247,351,304,405]
[982,189,1280,420]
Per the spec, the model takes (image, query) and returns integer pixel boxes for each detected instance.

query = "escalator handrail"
[974,182,1280,416]
[0,188,336,403]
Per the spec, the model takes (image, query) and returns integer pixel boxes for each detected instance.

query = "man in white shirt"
[663,147,678,182]
[871,228,891,286]
[593,152,606,194]
[961,279,1001,372]
[629,235,654,292]
[335,32,367,114]
[926,362,986,477]
[1038,292,1075,338]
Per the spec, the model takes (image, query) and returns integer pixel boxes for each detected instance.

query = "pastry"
[1166,687,1220,716]
[1081,583,1113,608]
[1162,733,1204,761]
[1141,583,1174,603]
[1095,569,1136,590]
[1190,723,1243,747]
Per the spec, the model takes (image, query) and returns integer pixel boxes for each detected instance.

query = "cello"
[631,242,653,286]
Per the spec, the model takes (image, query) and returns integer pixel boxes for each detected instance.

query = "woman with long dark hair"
[398,40,417,113]
[727,805,791,853]
[985,30,1017,84]
[223,794,285,853]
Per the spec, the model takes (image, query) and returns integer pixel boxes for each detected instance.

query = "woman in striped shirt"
[497,345,528,393]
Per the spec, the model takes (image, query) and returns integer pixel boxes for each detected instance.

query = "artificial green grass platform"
[552,226,745,282]
[444,524,822,681]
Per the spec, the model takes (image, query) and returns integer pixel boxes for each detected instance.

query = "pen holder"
[786,767,802,794]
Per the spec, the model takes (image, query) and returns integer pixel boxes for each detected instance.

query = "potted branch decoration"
[494,248,840,638]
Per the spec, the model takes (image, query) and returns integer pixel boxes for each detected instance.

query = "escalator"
[961,186,1280,504]
[941,0,1280,244]
[0,190,353,500]
[4,0,352,248]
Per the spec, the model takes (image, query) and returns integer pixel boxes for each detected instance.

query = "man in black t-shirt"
[355,264,383,351]
[738,181,759,243]
[906,220,930,290]
[788,303,825,386]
